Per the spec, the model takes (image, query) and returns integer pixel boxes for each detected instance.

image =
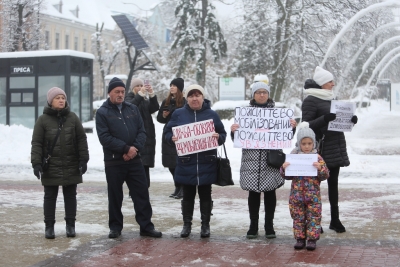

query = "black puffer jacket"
[156,98,186,168]
[125,92,159,167]
[301,95,350,168]
[31,104,89,186]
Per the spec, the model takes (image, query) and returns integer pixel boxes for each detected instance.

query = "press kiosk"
[0,50,94,128]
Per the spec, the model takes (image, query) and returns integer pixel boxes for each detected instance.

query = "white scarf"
[303,89,335,101]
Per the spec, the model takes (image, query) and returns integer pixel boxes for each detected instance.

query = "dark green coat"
[31,105,89,186]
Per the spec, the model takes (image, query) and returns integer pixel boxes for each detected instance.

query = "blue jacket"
[164,99,227,185]
[96,98,146,166]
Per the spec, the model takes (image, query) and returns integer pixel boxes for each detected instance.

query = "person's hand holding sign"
[230,123,239,132]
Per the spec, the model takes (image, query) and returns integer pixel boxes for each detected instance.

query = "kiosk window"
[10,77,35,89]
[23,93,34,102]
[11,93,21,102]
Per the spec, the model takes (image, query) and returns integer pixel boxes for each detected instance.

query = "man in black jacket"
[96,77,162,239]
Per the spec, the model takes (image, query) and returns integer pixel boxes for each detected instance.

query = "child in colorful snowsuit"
[281,122,329,250]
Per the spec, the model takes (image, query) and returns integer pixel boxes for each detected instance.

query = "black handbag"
[215,144,234,186]
[266,149,286,169]
[42,119,63,171]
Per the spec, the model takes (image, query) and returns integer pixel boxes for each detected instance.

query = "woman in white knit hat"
[31,87,89,239]
[301,66,358,233]
[230,82,297,239]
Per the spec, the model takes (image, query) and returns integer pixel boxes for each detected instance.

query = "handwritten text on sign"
[233,107,294,149]
[172,119,218,156]
[328,100,356,132]
[285,154,318,176]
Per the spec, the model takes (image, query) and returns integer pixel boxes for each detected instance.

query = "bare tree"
[0,0,44,52]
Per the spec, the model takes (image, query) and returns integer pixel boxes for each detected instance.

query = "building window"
[83,39,87,52]
[74,37,79,50]
[65,35,69,49]
[55,33,60,49]
[45,31,50,47]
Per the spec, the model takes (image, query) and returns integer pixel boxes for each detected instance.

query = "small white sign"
[285,154,318,176]
[328,100,356,132]
[172,119,218,156]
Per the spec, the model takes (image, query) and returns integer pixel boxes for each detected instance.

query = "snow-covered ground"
[0,99,399,266]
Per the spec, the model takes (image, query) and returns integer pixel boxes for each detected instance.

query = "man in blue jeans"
[96,77,162,238]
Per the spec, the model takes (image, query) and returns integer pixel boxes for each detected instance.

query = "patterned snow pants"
[289,191,322,240]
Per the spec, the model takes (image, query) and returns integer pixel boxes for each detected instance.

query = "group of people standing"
[30,66,357,251]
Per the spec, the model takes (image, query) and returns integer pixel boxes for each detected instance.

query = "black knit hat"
[170,78,184,92]
[108,77,126,93]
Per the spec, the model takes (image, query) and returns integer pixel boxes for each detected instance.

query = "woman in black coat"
[31,87,89,239]
[125,78,160,187]
[301,66,358,233]
[156,78,186,199]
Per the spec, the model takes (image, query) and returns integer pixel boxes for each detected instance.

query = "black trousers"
[248,190,276,220]
[327,166,340,207]
[182,184,212,202]
[43,184,77,222]
[144,165,150,188]
[105,163,154,232]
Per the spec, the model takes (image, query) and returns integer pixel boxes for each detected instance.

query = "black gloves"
[324,113,336,123]
[33,164,43,179]
[351,115,358,124]
[79,161,87,175]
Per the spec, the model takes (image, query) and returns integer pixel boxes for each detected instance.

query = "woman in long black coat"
[156,78,186,199]
[125,78,160,187]
[301,66,358,233]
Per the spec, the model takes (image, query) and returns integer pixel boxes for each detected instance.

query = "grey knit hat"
[251,82,270,98]
[296,122,316,148]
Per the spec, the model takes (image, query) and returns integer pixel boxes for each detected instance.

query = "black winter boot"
[174,186,184,199]
[200,201,212,238]
[246,220,259,239]
[329,206,346,233]
[264,219,276,239]
[180,200,194,237]
[169,186,180,198]
[45,220,55,239]
[65,218,76,237]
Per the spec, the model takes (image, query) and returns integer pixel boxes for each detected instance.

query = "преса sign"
[10,65,34,74]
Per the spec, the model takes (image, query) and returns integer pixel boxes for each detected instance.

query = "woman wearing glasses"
[230,82,297,239]
[125,78,160,187]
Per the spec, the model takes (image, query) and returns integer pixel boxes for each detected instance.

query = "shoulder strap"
[48,118,63,158]
[220,144,228,159]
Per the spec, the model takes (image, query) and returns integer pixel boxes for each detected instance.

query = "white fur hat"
[313,66,334,86]
[296,122,316,148]
[251,82,270,98]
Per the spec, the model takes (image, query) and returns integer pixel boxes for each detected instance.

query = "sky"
[0,98,399,258]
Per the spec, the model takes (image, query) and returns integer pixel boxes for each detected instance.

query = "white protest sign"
[285,154,318,176]
[233,107,294,149]
[172,119,218,156]
[328,100,356,132]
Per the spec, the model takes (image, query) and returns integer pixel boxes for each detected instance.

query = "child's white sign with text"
[233,107,294,149]
[172,119,218,156]
[328,100,356,132]
[285,154,318,177]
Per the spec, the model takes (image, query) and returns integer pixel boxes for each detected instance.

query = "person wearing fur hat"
[96,77,162,239]
[157,78,186,199]
[281,122,329,251]
[125,78,160,188]
[301,66,358,233]
[230,82,297,239]
[31,87,89,239]
[164,84,227,239]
